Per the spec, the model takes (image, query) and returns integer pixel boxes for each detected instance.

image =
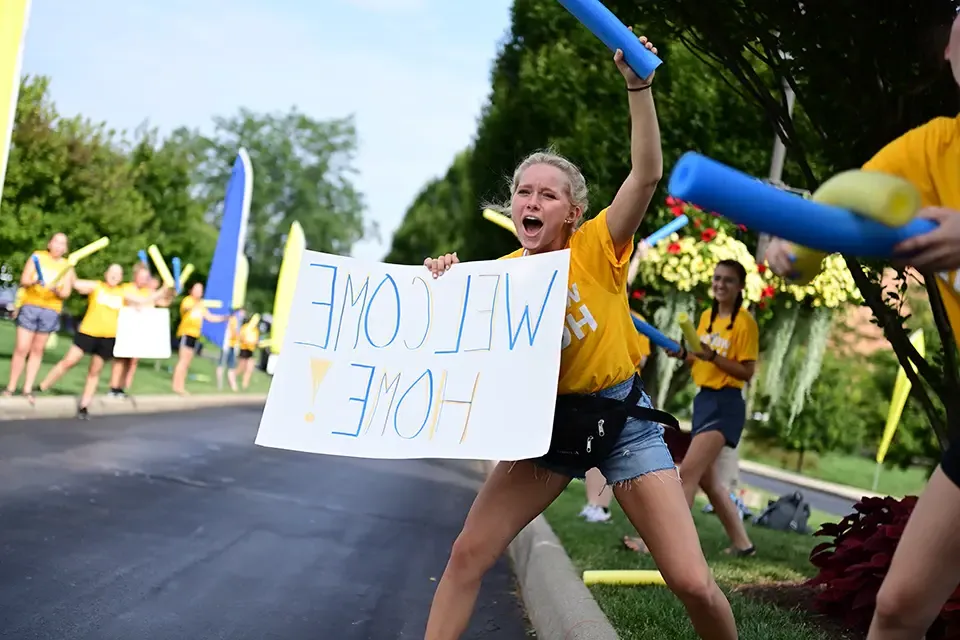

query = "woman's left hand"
[614,28,657,88]
[892,206,960,272]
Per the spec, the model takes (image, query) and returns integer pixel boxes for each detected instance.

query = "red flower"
[761,285,775,299]
[667,242,681,254]
[700,228,717,242]
[758,300,767,310]
[669,204,685,217]
[631,289,646,300]
[693,218,702,229]
[757,263,767,274]
[738,224,748,232]
[665,195,677,206]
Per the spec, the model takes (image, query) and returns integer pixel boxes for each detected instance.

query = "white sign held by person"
[255,249,571,461]
[113,307,172,359]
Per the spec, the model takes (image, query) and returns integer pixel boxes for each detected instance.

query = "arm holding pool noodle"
[147,245,176,288]
[555,0,662,79]
[667,152,932,259]
[31,255,44,286]
[49,236,111,286]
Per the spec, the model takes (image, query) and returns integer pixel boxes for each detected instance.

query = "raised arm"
[72,279,99,296]
[605,32,663,253]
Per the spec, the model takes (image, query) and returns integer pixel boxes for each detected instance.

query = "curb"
[738,459,883,502]
[480,460,619,640]
[0,393,267,421]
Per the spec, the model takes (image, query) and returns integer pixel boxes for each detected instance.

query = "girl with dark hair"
[625,259,757,556]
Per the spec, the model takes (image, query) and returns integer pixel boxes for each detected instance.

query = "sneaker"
[76,406,89,420]
[583,504,612,523]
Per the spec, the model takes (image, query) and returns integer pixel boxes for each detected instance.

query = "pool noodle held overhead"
[555,0,662,80]
[667,152,933,258]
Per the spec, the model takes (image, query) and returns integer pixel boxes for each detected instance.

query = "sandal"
[723,545,757,557]
[23,392,35,405]
[622,536,650,554]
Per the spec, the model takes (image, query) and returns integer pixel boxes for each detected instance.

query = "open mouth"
[521,215,544,235]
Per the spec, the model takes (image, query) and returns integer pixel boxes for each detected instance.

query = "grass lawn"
[740,439,930,499]
[545,481,855,640]
[0,320,272,397]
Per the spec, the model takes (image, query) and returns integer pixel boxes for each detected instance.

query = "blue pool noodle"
[631,313,681,352]
[556,0,662,79]
[667,152,936,257]
[31,254,44,286]
[172,257,182,293]
[644,215,689,246]
[138,249,148,265]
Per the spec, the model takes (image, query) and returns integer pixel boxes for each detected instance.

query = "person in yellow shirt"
[234,313,260,390]
[172,281,228,395]
[764,17,960,634]
[3,232,72,402]
[420,33,739,640]
[37,264,165,418]
[216,308,244,391]
[107,263,172,398]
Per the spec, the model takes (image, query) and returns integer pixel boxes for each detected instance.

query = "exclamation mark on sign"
[304,358,333,422]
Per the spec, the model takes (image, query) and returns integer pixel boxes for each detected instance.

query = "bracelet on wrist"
[627,83,652,92]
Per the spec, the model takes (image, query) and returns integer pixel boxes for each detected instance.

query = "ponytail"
[728,292,743,329]
[706,299,720,333]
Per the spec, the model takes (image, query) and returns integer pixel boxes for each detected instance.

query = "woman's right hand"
[764,238,797,279]
[424,253,458,278]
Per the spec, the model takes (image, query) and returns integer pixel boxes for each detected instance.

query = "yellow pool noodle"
[178,263,195,287]
[246,313,261,328]
[676,312,701,349]
[583,570,666,586]
[48,236,111,286]
[483,208,519,239]
[147,245,175,288]
[783,170,921,285]
[232,254,248,308]
[202,299,222,309]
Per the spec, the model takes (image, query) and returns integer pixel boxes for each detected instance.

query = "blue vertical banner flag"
[202,147,253,348]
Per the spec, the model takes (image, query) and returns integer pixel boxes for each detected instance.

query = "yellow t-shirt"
[501,208,646,394]
[20,250,68,313]
[690,307,759,390]
[78,282,126,339]
[122,283,154,308]
[225,315,240,349]
[176,296,205,338]
[629,310,653,364]
[238,321,260,351]
[861,115,960,343]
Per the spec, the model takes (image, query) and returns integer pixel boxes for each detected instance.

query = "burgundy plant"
[808,495,960,638]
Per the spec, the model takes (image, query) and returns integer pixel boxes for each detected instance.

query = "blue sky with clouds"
[19,0,513,261]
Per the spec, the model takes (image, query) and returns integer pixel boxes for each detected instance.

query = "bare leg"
[585,468,613,509]
[424,461,570,640]
[227,365,239,392]
[79,356,105,409]
[123,358,139,389]
[172,346,194,394]
[109,359,128,389]
[868,466,960,639]
[615,470,738,639]
[39,345,85,391]
[22,331,52,396]
[5,326,36,393]
[680,431,753,552]
[241,358,254,389]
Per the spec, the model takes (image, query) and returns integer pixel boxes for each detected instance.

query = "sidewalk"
[0,393,267,421]
[738,458,884,502]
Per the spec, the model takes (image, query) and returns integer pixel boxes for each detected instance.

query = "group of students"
[3,233,263,416]
[418,16,960,640]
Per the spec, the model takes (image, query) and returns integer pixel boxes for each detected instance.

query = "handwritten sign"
[255,249,571,461]
[113,307,172,359]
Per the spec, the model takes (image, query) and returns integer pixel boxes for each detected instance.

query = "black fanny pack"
[541,374,680,469]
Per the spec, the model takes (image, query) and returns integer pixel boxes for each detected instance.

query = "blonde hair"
[485,148,589,225]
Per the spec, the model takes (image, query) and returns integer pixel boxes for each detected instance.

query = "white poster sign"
[255,249,571,461]
[113,307,172,359]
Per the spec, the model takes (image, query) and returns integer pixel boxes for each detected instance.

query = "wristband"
[627,84,652,92]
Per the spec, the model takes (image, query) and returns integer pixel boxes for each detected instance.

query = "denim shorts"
[16,304,60,334]
[219,347,237,368]
[692,387,746,448]
[534,376,677,485]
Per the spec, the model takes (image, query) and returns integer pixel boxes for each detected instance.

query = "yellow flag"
[0,0,31,211]
[876,329,925,464]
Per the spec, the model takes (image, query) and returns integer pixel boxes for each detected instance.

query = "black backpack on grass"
[753,491,811,534]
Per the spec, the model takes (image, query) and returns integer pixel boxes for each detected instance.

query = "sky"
[19,0,514,262]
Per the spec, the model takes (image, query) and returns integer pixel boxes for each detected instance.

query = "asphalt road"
[740,470,859,517]
[0,406,530,640]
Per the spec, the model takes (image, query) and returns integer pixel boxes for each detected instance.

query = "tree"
[637,0,960,449]
[177,108,371,313]
[384,149,474,264]
[1,76,156,317]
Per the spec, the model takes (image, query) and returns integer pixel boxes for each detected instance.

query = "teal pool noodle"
[667,152,936,257]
